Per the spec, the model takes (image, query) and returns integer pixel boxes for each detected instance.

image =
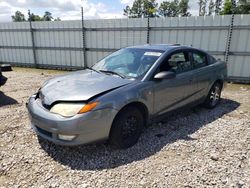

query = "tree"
[123,0,158,18]
[123,0,143,18]
[220,0,233,14]
[198,0,208,16]
[12,10,59,22]
[215,0,223,14]
[54,17,61,21]
[202,0,208,15]
[236,0,250,14]
[179,0,191,16]
[27,11,57,22]
[208,0,215,15]
[158,0,191,17]
[158,0,179,17]
[198,0,202,15]
[43,11,53,21]
[124,6,131,17]
[28,13,43,21]
[11,11,26,22]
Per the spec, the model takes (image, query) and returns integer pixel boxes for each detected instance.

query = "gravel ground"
[0,68,250,188]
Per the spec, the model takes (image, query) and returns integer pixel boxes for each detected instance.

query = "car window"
[159,51,192,74]
[92,48,163,79]
[106,52,135,67]
[192,52,207,68]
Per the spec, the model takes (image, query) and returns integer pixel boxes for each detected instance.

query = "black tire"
[109,106,144,149]
[0,64,12,72]
[203,82,222,109]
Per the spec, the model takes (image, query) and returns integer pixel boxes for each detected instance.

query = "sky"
[0,0,199,22]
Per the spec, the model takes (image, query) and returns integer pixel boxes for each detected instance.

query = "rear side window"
[192,52,207,68]
[159,51,192,74]
[167,52,192,74]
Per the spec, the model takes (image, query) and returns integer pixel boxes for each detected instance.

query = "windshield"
[92,48,164,79]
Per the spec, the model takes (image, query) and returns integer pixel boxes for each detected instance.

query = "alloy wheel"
[210,85,221,106]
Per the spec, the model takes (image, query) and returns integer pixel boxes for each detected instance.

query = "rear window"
[192,52,207,68]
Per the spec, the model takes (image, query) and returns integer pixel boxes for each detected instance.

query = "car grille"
[35,126,52,138]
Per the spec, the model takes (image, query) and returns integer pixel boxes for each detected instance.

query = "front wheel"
[109,106,143,149]
[203,82,222,109]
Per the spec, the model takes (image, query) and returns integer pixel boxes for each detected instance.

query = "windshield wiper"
[99,70,125,78]
[85,66,100,73]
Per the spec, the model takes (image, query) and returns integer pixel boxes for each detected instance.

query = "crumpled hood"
[40,69,133,105]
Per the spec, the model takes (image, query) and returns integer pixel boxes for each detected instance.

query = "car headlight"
[50,102,99,117]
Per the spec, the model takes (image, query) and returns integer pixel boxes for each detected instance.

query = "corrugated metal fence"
[0,15,250,82]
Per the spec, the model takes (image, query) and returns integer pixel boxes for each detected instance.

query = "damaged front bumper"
[27,94,118,146]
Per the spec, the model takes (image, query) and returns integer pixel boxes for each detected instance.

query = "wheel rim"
[121,115,138,139]
[210,85,221,106]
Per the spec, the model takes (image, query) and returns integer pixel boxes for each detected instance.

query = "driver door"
[152,50,197,116]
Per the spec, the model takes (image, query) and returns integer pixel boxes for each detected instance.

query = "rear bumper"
[27,95,118,146]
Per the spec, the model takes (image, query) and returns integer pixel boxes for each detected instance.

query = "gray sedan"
[27,44,227,148]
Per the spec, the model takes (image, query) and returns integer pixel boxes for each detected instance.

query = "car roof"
[127,44,204,53]
[127,44,185,51]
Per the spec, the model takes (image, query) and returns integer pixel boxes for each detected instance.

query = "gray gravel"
[0,68,250,187]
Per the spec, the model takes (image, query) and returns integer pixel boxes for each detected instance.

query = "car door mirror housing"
[154,71,176,80]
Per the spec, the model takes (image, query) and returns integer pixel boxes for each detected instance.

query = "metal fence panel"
[149,15,231,53]
[0,15,249,81]
[228,15,250,80]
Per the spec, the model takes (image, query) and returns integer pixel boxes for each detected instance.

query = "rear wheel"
[204,82,222,109]
[109,106,143,149]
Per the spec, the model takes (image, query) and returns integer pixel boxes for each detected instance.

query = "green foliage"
[28,13,43,21]
[11,11,26,22]
[124,0,191,18]
[123,0,158,18]
[179,0,191,16]
[43,11,53,21]
[158,0,179,17]
[220,0,233,14]
[236,0,250,14]
[200,0,250,15]
[145,0,248,17]
[152,0,191,17]
[159,0,191,17]
[12,10,60,22]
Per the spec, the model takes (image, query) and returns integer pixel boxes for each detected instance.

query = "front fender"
[93,81,154,116]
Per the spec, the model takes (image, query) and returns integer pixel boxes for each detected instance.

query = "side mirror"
[154,71,176,80]
[0,64,12,72]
